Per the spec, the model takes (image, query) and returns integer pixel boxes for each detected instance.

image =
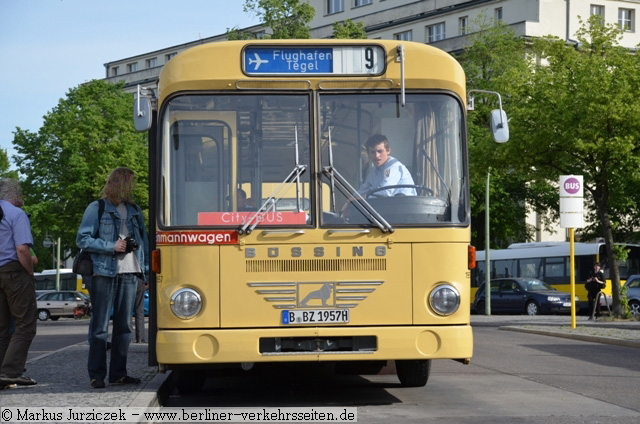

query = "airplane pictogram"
[248,53,269,70]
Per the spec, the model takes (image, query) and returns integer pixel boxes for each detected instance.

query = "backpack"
[72,199,106,276]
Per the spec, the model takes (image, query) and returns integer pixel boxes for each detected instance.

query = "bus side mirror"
[134,95,152,132]
[490,109,509,143]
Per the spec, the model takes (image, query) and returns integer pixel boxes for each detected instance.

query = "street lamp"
[43,234,61,291]
[467,90,510,316]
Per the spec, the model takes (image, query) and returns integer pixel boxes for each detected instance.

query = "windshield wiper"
[240,126,306,235]
[322,128,393,233]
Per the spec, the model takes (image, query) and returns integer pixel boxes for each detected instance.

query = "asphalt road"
[163,326,640,424]
[28,318,90,361]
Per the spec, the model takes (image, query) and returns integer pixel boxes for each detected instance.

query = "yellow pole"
[570,228,576,329]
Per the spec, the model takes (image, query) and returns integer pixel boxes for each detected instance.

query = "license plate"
[282,309,350,325]
[562,302,571,307]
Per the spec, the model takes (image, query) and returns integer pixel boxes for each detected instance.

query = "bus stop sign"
[559,175,584,228]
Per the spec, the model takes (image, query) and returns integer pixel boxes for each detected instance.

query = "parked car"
[474,278,577,316]
[623,275,640,318]
[36,291,91,321]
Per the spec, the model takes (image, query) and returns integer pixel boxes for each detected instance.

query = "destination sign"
[243,45,385,75]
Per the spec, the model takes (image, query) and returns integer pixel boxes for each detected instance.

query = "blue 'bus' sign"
[244,47,333,74]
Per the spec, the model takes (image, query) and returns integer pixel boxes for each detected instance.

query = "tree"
[11,79,148,271]
[241,0,315,39]
[333,19,367,39]
[0,148,18,179]
[507,17,640,316]
[456,19,540,249]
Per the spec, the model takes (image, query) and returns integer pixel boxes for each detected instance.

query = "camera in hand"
[123,236,140,253]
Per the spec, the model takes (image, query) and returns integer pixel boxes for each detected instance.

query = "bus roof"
[476,242,640,261]
[35,268,76,276]
[157,39,466,106]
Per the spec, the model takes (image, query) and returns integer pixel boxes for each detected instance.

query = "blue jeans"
[87,273,137,382]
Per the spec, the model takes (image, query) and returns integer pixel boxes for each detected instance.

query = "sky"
[0,0,260,166]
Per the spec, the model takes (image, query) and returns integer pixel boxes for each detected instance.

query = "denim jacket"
[76,199,149,281]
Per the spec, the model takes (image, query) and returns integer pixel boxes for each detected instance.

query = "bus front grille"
[246,259,386,273]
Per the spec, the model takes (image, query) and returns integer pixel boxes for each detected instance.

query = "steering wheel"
[361,184,433,198]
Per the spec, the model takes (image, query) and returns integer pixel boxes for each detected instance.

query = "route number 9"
[365,47,374,70]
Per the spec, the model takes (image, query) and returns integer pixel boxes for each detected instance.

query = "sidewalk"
[2,314,638,408]
[1,342,168,408]
[472,313,640,348]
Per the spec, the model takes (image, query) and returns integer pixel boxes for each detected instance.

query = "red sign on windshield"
[198,211,307,226]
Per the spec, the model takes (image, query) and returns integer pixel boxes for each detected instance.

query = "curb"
[130,371,171,407]
[500,325,640,348]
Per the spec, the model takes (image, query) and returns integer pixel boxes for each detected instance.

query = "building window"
[146,57,158,69]
[111,66,119,77]
[328,0,344,14]
[394,30,413,41]
[459,16,469,35]
[495,7,503,22]
[165,52,177,62]
[354,0,372,7]
[128,62,138,73]
[254,30,267,39]
[619,8,635,32]
[427,23,445,42]
[591,4,605,24]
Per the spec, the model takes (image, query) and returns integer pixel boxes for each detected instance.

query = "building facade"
[104,0,640,242]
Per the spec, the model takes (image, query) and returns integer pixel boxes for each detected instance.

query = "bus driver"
[357,134,416,198]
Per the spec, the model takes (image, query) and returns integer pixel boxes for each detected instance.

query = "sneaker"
[90,378,105,389]
[109,375,141,385]
[0,375,37,386]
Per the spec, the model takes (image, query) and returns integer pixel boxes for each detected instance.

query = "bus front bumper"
[156,325,473,365]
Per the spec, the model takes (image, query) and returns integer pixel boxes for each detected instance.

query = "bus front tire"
[395,359,431,387]
[174,370,206,395]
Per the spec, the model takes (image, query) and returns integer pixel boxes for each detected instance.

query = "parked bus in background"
[34,268,87,296]
[134,39,508,393]
[473,242,640,311]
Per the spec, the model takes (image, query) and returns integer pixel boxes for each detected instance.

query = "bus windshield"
[319,93,466,227]
[160,93,311,228]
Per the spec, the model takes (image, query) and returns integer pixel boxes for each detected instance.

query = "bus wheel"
[395,359,431,387]
[38,310,50,321]
[629,300,640,318]
[174,370,206,395]
[526,301,541,316]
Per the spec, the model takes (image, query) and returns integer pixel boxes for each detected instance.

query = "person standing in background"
[76,167,149,389]
[0,178,38,388]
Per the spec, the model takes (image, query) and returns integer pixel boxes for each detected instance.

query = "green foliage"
[456,18,533,248]
[0,148,18,179]
[11,79,148,271]
[620,284,630,319]
[510,16,640,241]
[332,19,367,39]
[226,27,257,40]
[243,0,315,39]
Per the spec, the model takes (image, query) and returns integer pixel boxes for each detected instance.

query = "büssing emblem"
[299,283,333,307]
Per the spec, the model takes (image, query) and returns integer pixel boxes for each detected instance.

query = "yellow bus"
[134,39,508,393]
[473,242,640,311]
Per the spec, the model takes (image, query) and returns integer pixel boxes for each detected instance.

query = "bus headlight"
[170,288,202,319]
[429,284,460,315]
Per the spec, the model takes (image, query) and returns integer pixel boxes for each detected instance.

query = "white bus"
[472,242,640,310]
